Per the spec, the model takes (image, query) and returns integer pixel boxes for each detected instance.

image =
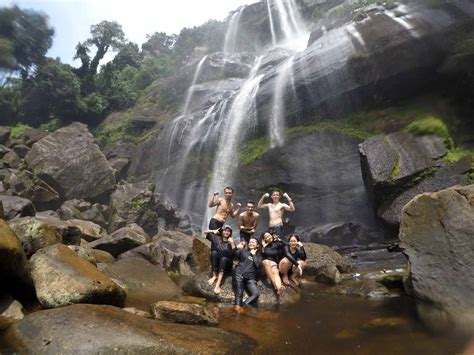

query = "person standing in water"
[208,186,241,229]
[238,200,259,245]
[233,237,262,313]
[204,225,236,294]
[257,190,295,240]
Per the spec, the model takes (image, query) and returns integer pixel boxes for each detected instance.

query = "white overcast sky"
[1,0,258,65]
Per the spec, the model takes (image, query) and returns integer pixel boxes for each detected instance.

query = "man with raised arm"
[207,186,241,229]
[238,200,259,244]
[258,190,295,240]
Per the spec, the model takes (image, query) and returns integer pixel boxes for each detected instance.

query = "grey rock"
[3,151,21,169]
[303,243,354,276]
[25,122,115,202]
[0,295,24,321]
[101,257,182,310]
[109,157,130,180]
[87,224,150,257]
[30,244,126,308]
[67,219,107,242]
[150,301,218,326]
[0,126,10,145]
[0,195,35,220]
[2,304,256,353]
[103,141,136,160]
[23,128,48,147]
[399,185,474,332]
[12,144,29,159]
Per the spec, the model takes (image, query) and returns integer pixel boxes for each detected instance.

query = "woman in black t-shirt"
[205,225,236,294]
[279,233,306,285]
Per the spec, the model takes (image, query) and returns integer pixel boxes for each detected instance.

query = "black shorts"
[209,218,224,230]
[240,230,254,243]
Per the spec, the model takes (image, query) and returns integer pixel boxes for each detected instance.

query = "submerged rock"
[30,244,126,308]
[2,304,256,353]
[150,301,218,326]
[399,184,474,333]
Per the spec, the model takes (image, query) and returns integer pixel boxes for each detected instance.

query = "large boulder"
[87,224,150,257]
[150,301,218,326]
[24,122,115,203]
[399,185,474,332]
[119,230,210,275]
[303,242,354,276]
[0,195,35,220]
[0,219,31,290]
[30,244,126,308]
[67,219,107,242]
[23,128,48,147]
[108,181,179,235]
[67,245,115,265]
[182,272,300,306]
[8,216,82,257]
[101,257,182,310]
[2,304,256,353]
[378,157,471,226]
[359,132,447,206]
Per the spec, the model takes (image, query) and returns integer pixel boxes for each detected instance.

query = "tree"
[112,42,142,71]
[0,6,54,84]
[142,32,176,57]
[21,58,81,125]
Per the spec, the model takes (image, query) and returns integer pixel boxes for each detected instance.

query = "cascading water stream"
[223,7,245,53]
[203,57,264,229]
[269,56,295,148]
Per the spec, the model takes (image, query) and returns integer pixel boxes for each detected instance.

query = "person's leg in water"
[232,272,245,313]
[243,278,260,306]
[214,256,231,294]
[290,260,306,285]
[208,250,219,285]
[278,257,292,285]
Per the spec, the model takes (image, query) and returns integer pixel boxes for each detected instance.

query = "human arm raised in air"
[257,193,270,209]
[231,203,242,218]
[208,192,221,208]
[282,192,295,211]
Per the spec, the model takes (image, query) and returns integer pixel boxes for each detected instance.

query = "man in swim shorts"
[238,200,259,244]
[208,186,241,229]
[258,190,295,241]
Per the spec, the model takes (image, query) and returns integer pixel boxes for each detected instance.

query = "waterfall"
[182,55,209,116]
[269,56,295,148]
[223,7,245,53]
[203,57,264,229]
[266,0,309,50]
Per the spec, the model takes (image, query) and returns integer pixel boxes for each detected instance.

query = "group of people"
[204,186,307,312]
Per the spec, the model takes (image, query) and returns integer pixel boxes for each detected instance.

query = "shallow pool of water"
[216,294,471,354]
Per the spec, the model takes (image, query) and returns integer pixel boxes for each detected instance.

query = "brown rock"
[30,244,126,308]
[150,301,218,325]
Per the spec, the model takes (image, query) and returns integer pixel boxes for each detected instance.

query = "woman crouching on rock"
[205,225,236,294]
[261,231,286,295]
[279,233,306,286]
[233,237,262,313]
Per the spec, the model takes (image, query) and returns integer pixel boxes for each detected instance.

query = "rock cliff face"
[124,1,473,247]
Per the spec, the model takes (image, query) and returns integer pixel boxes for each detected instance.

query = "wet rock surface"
[30,244,126,308]
[150,300,218,326]
[2,304,256,354]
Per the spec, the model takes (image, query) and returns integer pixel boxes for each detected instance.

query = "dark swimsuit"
[232,248,262,307]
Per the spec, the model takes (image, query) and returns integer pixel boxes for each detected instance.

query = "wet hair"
[288,234,300,242]
[224,186,234,193]
[247,200,255,206]
[271,190,281,196]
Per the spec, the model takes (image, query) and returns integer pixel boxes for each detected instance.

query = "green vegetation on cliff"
[10,123,32,139]
[240,137,269,165]
[404,117,453,148]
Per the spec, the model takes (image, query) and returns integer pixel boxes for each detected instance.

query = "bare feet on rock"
[214,285,221,294]
[290,276,300,286]
[208,276,216,286]
[282,275,290,285]
[277,285,286,295]
[234,305,245,314]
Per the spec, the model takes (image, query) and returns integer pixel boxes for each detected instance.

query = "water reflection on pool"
[216,294,470,354]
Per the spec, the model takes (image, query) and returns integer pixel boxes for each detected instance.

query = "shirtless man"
[207,186,241,229]
[238,200,259,244]
[258,190,295,240]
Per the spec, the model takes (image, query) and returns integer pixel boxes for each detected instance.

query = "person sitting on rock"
[232,237,262,314]
[260,231,287,295]
[257,190,295,241]
[278,233,306,286]
[238,200,259,245]
[204,225,236,294]
[207,187,241,230]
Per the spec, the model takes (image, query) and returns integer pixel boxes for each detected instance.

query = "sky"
[1,0,258,66]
